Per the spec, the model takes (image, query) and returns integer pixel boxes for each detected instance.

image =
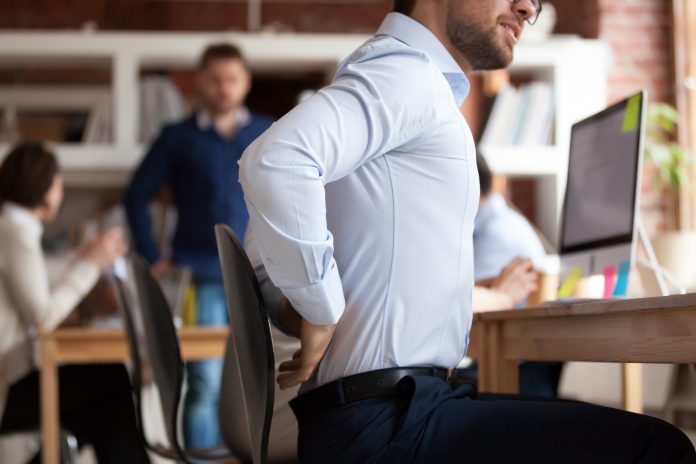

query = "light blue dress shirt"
[239,12,479,386]
[473,194,547,281]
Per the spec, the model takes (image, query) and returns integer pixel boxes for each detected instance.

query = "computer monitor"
[559,90,647,277]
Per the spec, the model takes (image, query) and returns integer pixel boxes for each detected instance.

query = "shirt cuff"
[281,261,345,326]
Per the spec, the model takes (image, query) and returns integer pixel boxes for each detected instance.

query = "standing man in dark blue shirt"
[124,43,272,448]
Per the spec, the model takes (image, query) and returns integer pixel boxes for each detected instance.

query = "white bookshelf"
[0,30,371,184]
[481,36,609,245]
[0,31,608,241]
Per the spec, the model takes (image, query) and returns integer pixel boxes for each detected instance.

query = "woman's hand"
[80,228,128,269]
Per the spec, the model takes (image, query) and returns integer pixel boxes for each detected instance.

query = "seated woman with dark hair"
[0,142,150,463]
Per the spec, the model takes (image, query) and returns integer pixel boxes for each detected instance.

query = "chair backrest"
[113,275,151,449]
[126,255,186,455]
[215,225,275,464]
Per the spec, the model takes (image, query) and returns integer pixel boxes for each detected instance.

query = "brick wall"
[548,0,601,38]
[0,0,389,32]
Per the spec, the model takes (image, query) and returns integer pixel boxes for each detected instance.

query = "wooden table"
[470,293,696,413]
[39,326,229,464]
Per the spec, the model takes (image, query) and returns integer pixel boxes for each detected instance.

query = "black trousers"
[0,364,150,464]
[297,375,696,464]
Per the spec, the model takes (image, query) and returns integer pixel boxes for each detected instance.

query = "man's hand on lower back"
[277,318,336,390]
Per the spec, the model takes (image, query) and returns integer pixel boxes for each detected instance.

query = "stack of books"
[479,82,554,147]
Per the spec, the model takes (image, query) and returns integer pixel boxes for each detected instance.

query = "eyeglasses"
[512,0,543,26]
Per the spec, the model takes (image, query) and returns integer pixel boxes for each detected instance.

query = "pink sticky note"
[603,265,617,299]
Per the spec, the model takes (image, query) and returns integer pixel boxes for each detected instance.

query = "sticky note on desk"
[603,265,616,299]
[612,260,631,297]
[558,266,582,298]
[623,94,641,133]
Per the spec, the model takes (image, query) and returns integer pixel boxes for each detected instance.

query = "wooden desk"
[472,294,696,413]
[39,327,229,464]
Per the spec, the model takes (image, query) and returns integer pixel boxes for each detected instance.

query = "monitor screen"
[560,92,644,254]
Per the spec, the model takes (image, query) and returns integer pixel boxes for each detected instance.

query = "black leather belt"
[289,366,476,422]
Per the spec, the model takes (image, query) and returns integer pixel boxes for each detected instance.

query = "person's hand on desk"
[78,228,128,269]
[473,258,538,312]
[277,318,336,390]
[491,257,538,306]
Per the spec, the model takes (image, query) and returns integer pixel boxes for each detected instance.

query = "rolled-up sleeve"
[239,44,439,325]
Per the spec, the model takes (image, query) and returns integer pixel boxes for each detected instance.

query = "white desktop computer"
[558,90,647,278]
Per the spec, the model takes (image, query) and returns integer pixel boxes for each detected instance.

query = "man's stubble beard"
[445,6,513,71]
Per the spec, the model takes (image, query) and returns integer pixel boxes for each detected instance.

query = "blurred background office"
[0,0,695,462]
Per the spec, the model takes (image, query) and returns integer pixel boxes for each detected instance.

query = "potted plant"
[643,103,696,292]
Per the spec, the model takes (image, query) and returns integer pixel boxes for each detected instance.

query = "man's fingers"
[279,358,302,372]
[277,369,312,390]
[277,372,301,390]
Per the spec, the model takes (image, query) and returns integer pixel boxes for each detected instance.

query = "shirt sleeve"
[123,127,175,263]
[5,231,100,332]
[239,44,441,325]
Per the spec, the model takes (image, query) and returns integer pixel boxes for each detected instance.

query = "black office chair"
[116,256,234,464]
[215,225,275,464]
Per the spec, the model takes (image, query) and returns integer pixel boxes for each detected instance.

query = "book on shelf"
[478,82,554,149]
[139,75,186,145]
[83,100,113,144]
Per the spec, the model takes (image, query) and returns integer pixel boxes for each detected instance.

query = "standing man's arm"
[239,51,440,388]
[124,128,175,272]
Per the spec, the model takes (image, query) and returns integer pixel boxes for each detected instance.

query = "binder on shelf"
[518,82,554,146]
[83,100,113,144]
[139,75,186,145]
[479,85,519,147]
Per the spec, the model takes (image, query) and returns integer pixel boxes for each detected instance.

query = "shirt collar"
[2,202,43,236]
[376,12,470,106]
[196,106,251,131]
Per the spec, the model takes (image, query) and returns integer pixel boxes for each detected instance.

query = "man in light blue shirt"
[474,153,547,282]
[239,0,695,462]
[471,152,564,398]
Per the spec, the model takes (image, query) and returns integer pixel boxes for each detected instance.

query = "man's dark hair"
[198,43,248,70]
[393,0,417,15]
[0,142,59,209]
[476,152,493,198]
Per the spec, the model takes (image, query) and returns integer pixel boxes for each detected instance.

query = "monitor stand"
[636,220,685,297]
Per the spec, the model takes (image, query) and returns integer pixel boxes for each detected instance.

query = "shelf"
[0,31,370,71]
[0,142,143,172]
[0,31,608,242]
[479,145,566,177]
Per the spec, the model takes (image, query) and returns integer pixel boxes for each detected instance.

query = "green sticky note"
[558,266,582,298]
[622,94,641,133]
